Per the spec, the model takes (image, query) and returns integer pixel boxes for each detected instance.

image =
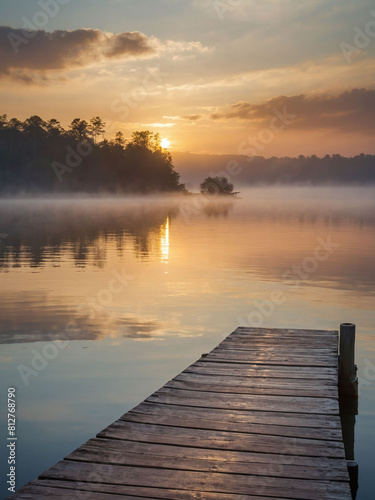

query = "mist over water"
[1,187,374,343]
[0,186,374,499]
[1,186,374,274]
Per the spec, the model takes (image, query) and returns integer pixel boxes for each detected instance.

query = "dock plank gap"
[9,326,353,499]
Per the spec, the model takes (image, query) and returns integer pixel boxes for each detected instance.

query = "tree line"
[0,115,186,193]
[173,152,375,186]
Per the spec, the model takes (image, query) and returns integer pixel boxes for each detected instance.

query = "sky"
[0,0,374,156]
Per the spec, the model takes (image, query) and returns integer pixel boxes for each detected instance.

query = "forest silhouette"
[173,152,375,186]
[1,114,374,193]
[0,114,185,193]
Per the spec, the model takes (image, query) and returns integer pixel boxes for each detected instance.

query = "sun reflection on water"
[160,217,170,263]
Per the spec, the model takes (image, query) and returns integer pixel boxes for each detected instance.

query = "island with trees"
[200,176,239,195]
[0,114,186,194]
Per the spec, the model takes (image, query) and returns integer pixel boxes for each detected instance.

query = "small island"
[200,176,239,196]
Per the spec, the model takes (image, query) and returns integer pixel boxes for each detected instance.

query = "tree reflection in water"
[0,198,181,270]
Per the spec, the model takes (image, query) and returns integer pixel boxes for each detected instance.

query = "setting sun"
[161,138,170,149]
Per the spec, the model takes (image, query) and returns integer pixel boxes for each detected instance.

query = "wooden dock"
[10,327,352,499]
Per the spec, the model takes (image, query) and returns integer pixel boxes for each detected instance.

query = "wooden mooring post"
[339,323,358,398]
[338,322,359,499]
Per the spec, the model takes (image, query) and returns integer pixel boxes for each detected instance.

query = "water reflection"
[340,397,359,499]
[0,189,374,500]
[160,217,170,263]
[0,189,374,347]
[1,192,374,271]
[0,290,167,344]
[203,200,234,217]
[0,198,179,269]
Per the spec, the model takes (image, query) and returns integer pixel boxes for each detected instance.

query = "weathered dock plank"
[9,327,352,499]
[37,462,350,499]
[165,372,338,397]
[66,440,348,480]
[10,481,298,500]
[148,387,340,414]
[122,405,343,440]
[187,360,338,380]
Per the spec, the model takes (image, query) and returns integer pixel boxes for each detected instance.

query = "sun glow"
[160,217,170,262]
[161,138,170,148]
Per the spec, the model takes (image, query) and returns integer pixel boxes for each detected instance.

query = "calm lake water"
[0,187,374,499]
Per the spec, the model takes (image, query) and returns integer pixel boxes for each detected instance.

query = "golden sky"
[1,0,375,156]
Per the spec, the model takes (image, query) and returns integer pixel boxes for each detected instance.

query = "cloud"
[152,38,211,55]
[0,26,212,84]
[103,31,154,58]
[210,88,375,132]
[182,114,203,121]
[144,122,175,128]
[0,26,156,81]
[118,318,164,340]
[161,114,204,123]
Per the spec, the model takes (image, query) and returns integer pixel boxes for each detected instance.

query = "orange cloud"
[211,88,375,133]
[182,114,203,121]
